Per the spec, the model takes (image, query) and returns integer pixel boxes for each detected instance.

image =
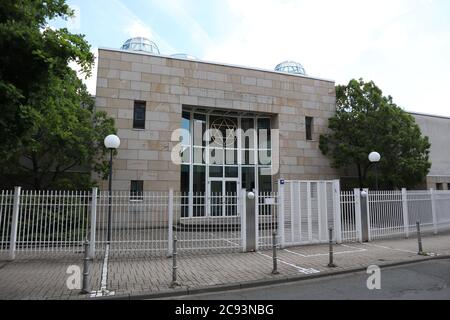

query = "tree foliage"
[319,78,431,189]
[0,0,115,189]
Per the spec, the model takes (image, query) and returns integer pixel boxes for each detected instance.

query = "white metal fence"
[2,185,450,259]
[278,180,341,248]
[340,190,361,242]
[339,189,450,241]
[0,188,90,258]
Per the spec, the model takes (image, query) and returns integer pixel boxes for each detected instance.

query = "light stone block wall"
[94,48,339,191]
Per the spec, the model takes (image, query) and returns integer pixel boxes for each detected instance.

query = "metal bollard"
[170,235,180,288]
[272,231,279,275]
[328,227,337,268]
[416,221,426,256]
[81,240,91,294]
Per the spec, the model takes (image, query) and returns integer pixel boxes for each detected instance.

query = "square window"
[130,180,144,200]
[306,116,314,141]
[133,101,146,129]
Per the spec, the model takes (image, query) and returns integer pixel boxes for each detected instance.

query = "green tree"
[0,0,115,189]
[319,78,431,189]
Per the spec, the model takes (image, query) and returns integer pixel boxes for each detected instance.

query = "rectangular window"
[306,116,314,141]
[133,101,146,129]
[447,183,450,191]
[436,183,443,190]
[130,180,144,200]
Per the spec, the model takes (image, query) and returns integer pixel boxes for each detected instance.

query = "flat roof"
[409,111,450,121]
[98,47,335,83]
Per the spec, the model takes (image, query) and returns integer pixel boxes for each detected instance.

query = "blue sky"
[52,0,450,116]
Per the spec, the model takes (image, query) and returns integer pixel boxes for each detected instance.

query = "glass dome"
[275,61,306,75]
[170,53,198,60]
[121,37,160,54]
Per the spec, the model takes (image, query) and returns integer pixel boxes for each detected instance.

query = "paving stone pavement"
[0,231,449,300]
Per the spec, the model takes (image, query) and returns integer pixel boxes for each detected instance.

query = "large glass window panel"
[181,146,190,164]
[225,148,238,165]
[258,118,271,149]
[225,181,238,216]
[193,147,205,164]
[181,111,191,146]
[209,166,223,178]
[258,150,272,165]
[241,149,255,166]
[193,166,206,217]
[241,118,255,149]
[210,181,222,217]
[258,167,272,192]
[225,167,238,178]
[209,148,224,165]
[242,167,255,191]
[193,113,206,147]
[180,165,189,217]
[210,116,237,148]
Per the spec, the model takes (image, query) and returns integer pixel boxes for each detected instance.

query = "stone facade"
[94,48,338,191]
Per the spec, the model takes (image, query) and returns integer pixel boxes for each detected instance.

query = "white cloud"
[202,0,450,116]
[125,20,154,39]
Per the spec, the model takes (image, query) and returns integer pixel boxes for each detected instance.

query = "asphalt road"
[168,258,450,300]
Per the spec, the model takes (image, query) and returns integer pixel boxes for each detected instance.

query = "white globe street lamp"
[368,152,381,163]
[104,134,121,150]
[104,134,120,243]
[368,151,381,190]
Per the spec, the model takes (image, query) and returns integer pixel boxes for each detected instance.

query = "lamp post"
[104,134,121,244]
[368,151,381,190]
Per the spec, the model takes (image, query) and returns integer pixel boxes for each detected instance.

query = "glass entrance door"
[209,179,238,217]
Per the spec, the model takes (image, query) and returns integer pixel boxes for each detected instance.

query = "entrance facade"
[180,106,274,218]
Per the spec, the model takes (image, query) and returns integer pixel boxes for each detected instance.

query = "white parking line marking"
[362,243,417,254]
[282,244,366,258]
[90,244,115,298]
[257,252,320,274]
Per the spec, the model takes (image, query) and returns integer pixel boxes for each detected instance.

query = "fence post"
[168,189,174,257]
[89,188,97,259]
[240,189,247,252]
[8,186,21,261]
[333,180,342,244]
[354,188,362,243]
[254,189,259,252]
[401,188,409,238]
[430,189,438,235]
[278,180,285,248]
[364,188,371,242]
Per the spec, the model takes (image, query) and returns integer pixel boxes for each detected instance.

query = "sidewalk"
[1,232,449,300]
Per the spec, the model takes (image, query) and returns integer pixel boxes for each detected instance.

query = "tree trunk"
[357,163,364,190]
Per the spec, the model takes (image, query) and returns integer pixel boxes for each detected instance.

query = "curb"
[92,254,450,300]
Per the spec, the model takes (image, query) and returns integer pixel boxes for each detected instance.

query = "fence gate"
[277,180,341,248]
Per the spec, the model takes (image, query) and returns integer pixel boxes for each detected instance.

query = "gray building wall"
[412,112,450,190]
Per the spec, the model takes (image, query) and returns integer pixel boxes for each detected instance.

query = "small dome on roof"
[275,61,306,75]
[121,37,160,54]
[170,53,199,60]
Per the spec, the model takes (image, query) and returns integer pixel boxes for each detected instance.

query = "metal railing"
[2,186,450,259]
